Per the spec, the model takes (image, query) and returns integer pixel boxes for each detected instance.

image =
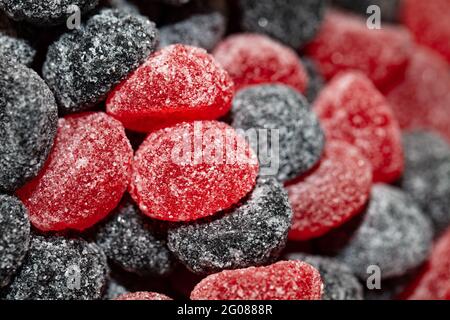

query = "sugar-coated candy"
[190,261,323,300]
[231,85,324,182]
[314,72,404,183]
[95,198,175,276]
[402,0,450,64]
[116,291,172,300]
[17,112,133,232]
[0,57,58,193]
[130,121,259,222]
[404,228,450,300]
[301,57,324,103]
[287,141,372,241]
[0,0,98,25]
[107,44,233,132]
[324,184,433,279]
[401,131,450,234]
[43,9,159,114]
[159,12,225,51]
[213,34,308,94]
[0,194,30,288]
[0,33,35,66]
[385,46,450,143]
[306,10,412,90]
[332,0,400,22]
[286,254,363,300]
[5,235,108,300]
[168,178,292,274]
[237,0,326,48]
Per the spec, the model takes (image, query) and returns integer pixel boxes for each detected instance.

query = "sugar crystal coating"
[213,34,308,94]
[190,261,323,300]
[306,10,412,90]
[0,194,30,288]
[231,84,324,182]
[0,57,58,193]
[130,120,259,222]
[0,33,35,66]
[107,44,234,132]
[326,184,433,279]
[333,0,400,22]
[0,0,98,25]
[287,141,372,241]
[43,9,159,114]
[314,72,404,183]
[17,112,133,232]
[159,12,225,51]
[237,0,326,48]
[116,291,172,300]
[168,178,292,274]
[404,228,450,300]
[302,57,324,103]
[402,0,450,64]
[385,46,450,143]
[286,254,363,300]
[401,131,450,234]
[95,198,175,276]
[5,235,108,300]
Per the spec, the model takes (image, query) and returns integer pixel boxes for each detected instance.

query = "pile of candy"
[0,0,449,300]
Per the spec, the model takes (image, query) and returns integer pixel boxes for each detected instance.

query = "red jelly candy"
[385,46,450,143]
[287,141,372,241]
[130,120,259,222]
[190,261,323,300]
[17,112,133,232]
[306,10,412,90]
[115,292,172,300]
[314,72,404,183]
[213,33,308,93]
[106,44,234,132]
[402,0,450,64]
[403,228,450,300]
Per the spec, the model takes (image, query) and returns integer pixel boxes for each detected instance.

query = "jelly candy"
[4,235,108,300]
[168,178,292,274]
[0,57,58,192]
[190,261,323,300]
[17,112,133,232]
[213,34,308,94]
[231,84,324,182]
[0,194,30,288]
[43,9,159,114]
[287,141,372,241]
[107,44,233,132]
[96,198,175,276]
[130,120,259,222]
[314,71,404,183]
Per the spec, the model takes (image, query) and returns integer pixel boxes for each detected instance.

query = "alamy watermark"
[66,5,81,30]
[366,5,382,30]
[65,264,81,290]
[366,265,382,290]
[167,122,280,177]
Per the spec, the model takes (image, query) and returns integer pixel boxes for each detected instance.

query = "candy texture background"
[0,0,449,301]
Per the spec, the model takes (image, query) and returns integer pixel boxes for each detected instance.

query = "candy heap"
[0,0,449,301]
